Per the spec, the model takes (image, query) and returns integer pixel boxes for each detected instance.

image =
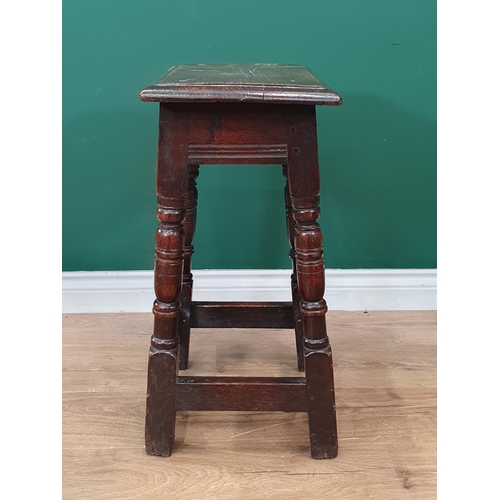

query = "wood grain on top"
[139,64,342,105]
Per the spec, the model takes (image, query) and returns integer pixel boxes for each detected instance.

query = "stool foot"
[303,319,338,459]
[145,325,178,457]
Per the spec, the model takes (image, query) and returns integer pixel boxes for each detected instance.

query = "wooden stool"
[139,64,342,459]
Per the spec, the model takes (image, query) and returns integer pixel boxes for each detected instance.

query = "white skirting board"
[62,269,436,313]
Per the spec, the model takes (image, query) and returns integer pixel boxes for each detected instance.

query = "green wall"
[63,0,436,271]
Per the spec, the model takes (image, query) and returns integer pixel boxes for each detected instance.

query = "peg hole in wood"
[293,147,300,155]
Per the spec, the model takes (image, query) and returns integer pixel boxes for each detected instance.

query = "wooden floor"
[62,311,436,499]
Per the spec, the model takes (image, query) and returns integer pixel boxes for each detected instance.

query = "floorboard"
[63,311,436,499]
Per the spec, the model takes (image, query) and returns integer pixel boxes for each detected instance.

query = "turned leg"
[286,106,338,459]
[145,104,190,457]
[283,165,304,372]
[179,165,199,370]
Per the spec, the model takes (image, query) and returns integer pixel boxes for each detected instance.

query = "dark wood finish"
[142,64,341,459]
[285,106,338,458]
[190,302,294,329]
[140,64,342,106]
[283,165,305,372]
[179,165,199,370]
[187,103,288,165]
[145,105,190,457]
[188,143,287,165]
[175,377,307,412]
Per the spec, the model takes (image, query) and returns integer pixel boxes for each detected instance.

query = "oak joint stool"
[139,64,342,459]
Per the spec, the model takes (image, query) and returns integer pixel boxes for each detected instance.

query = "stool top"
[139,64,341,106]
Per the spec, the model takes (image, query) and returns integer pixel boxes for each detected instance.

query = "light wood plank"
[63,311,436,499]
